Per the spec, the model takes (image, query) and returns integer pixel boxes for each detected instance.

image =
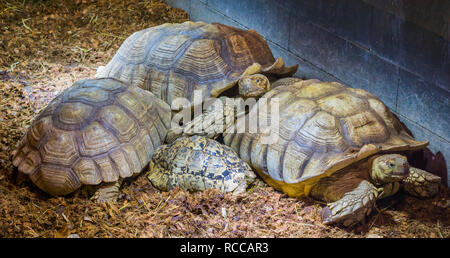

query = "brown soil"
[0,0,448,238]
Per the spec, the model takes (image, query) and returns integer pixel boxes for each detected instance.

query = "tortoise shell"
[96,21,296,106]
[224,78,428,197]
[148,135,255,193]
[12,78,171,196]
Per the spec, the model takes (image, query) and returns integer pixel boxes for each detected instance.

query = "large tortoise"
[222,78,441,226]
[95,21,297,141]
[12,78,171,202]
[148,135,256,194]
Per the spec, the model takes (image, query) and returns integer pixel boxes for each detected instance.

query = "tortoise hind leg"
[403,167,440,198]
[91,179,123,203]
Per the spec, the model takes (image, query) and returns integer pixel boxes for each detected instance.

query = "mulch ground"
[0,0,448,238]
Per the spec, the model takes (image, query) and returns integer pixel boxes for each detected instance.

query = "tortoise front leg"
[91,179,122,204]
[168,97,237,141]
[403,167,440,198]
[321,180,380,227]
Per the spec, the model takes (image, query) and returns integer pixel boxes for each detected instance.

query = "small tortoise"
[12,78,171,202]
[148,135,256,194]
[95,21,297,141]
[222,78,441,226]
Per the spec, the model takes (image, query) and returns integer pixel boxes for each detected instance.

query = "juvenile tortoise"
[222,78,441,226]
[12,78,171,203]
[148,135,256,194]
[95,21,297,141]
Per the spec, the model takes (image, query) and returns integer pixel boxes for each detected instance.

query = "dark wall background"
[165,0,450,185]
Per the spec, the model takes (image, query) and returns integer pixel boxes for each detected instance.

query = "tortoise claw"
[321,206,333,224]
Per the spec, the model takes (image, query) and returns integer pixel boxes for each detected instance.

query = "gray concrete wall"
[165,0,449,185]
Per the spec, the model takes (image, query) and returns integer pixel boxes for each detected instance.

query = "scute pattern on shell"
[12,78,171,196]
[96,21,277,105]
[224,78,428,197]
[148,136,254,193]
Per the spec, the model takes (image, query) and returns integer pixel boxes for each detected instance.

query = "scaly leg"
[320,180,380,227]
[91,179,122,204]
[170,97,236,140]
[403,167,440,198]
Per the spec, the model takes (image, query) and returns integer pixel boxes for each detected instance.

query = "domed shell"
[148,135,255,193]
[224,78,428,197]
[96,21,297,106]
[12,78,171,196]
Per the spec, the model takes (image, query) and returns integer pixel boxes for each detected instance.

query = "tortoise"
[95,21,297,141]
[148,135,256,194]
[221,77,441,226]
[12,78,171,203]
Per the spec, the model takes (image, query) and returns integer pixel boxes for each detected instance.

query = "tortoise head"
[238,74,270,98]
[370,154,410,185]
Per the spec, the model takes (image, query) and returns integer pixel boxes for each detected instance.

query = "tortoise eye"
[389,163,395,168]
[255,79,260,83]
